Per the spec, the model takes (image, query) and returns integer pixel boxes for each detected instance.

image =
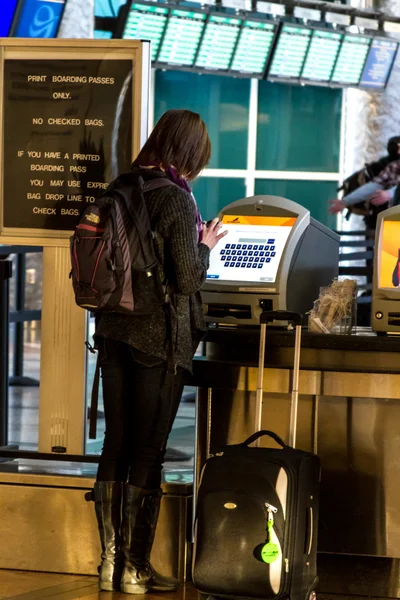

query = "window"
[257,81,342,172]
[95,0,125,17]
[192,177,246,220]
[154,70,250,169]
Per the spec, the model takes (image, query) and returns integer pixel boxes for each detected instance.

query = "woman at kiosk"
[92,110,226,594]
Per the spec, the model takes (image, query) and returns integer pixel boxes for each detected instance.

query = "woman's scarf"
[165,167,203,242]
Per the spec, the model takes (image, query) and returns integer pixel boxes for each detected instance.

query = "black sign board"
[3,59,133,231]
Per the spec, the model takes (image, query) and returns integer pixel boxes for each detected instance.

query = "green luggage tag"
[261,504,280,564]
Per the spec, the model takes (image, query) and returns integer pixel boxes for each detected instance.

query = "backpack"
[70,172,176,315]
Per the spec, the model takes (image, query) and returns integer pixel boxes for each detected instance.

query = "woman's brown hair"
[132,109,211,181]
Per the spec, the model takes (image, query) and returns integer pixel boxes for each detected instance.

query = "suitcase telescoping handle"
[256,310,303,449]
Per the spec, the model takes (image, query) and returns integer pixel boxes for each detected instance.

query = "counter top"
[205,326,400,353]
[191,327,400,379]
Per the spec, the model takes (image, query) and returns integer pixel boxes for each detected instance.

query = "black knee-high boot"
[120,484,178,594]
[93,481,124,591]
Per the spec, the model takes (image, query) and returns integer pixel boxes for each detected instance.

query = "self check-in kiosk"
[372,205,400,333]
[202,195,340,325]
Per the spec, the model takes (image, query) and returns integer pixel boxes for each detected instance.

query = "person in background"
[92,110,226,594]
[330,136,400,216]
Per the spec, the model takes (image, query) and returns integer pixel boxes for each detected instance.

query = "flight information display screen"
[269,25,312,79]
[230,20,276,75]
[360,38,398,89]
[301,29,342,82]
[0,0,19,36]
[206,215,296,284]
[195,14,241,70]
[157,9,206,66]
[331,34,370,85]
[123,3,168,61]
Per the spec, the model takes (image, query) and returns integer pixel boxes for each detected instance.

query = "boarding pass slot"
[388,313,400,325]
[205,304,252,320]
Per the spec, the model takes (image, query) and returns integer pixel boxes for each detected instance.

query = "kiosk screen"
[360,38,398,89]
[123,3,168,61]
[195,15,241,70]
[268,25,312,79]
[331,34,370,85]
[378,220,400,289]
[157,9,206,66]
[207,215,296,283]
[230,20,276,75]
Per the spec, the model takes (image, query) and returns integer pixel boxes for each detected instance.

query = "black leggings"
[96,338,185,489]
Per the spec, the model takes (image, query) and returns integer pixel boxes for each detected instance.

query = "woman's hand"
[202,218,228,250]
[329,199,347,214]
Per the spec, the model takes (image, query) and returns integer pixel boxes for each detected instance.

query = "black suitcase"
[192,311,321,600]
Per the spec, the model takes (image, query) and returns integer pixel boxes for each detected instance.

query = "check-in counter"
[191,328,400,598]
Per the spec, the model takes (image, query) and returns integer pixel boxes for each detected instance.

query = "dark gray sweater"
[95,168,210,373]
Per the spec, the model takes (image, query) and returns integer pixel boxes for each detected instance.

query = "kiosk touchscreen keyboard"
[221,240,276,269]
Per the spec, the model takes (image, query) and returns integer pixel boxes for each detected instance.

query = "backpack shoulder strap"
[113,177,179,228]
[88,356,100,440]
[142,178,179,193]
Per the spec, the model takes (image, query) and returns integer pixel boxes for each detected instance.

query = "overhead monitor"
[206,214,296,283]
[359,37,398,90]
[0,0,20,37]
[13,0,66,38]
[331,33,370,85]
[122,2,168,61]
[157,9,206,66]
[230,19,276,76]
[195,14,242,71]
[301,29,343,82]
[268,24,312,80]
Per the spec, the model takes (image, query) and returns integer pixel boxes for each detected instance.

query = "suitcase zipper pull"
[266,504,278,538]
[265,503,278,516]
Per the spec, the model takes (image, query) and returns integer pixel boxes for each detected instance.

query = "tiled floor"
[0,570,391,600]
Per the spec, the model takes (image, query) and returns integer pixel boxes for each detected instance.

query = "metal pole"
[13,253,25,379]
[289,324,302,449]
[0,259,12,447]
[255,323,267,446]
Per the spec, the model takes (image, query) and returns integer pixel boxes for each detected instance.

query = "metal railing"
[0,246,42,387]
[337,230,374,325]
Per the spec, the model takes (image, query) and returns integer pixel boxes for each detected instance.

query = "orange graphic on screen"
[221,215,296,227]
[379,220,400,288]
